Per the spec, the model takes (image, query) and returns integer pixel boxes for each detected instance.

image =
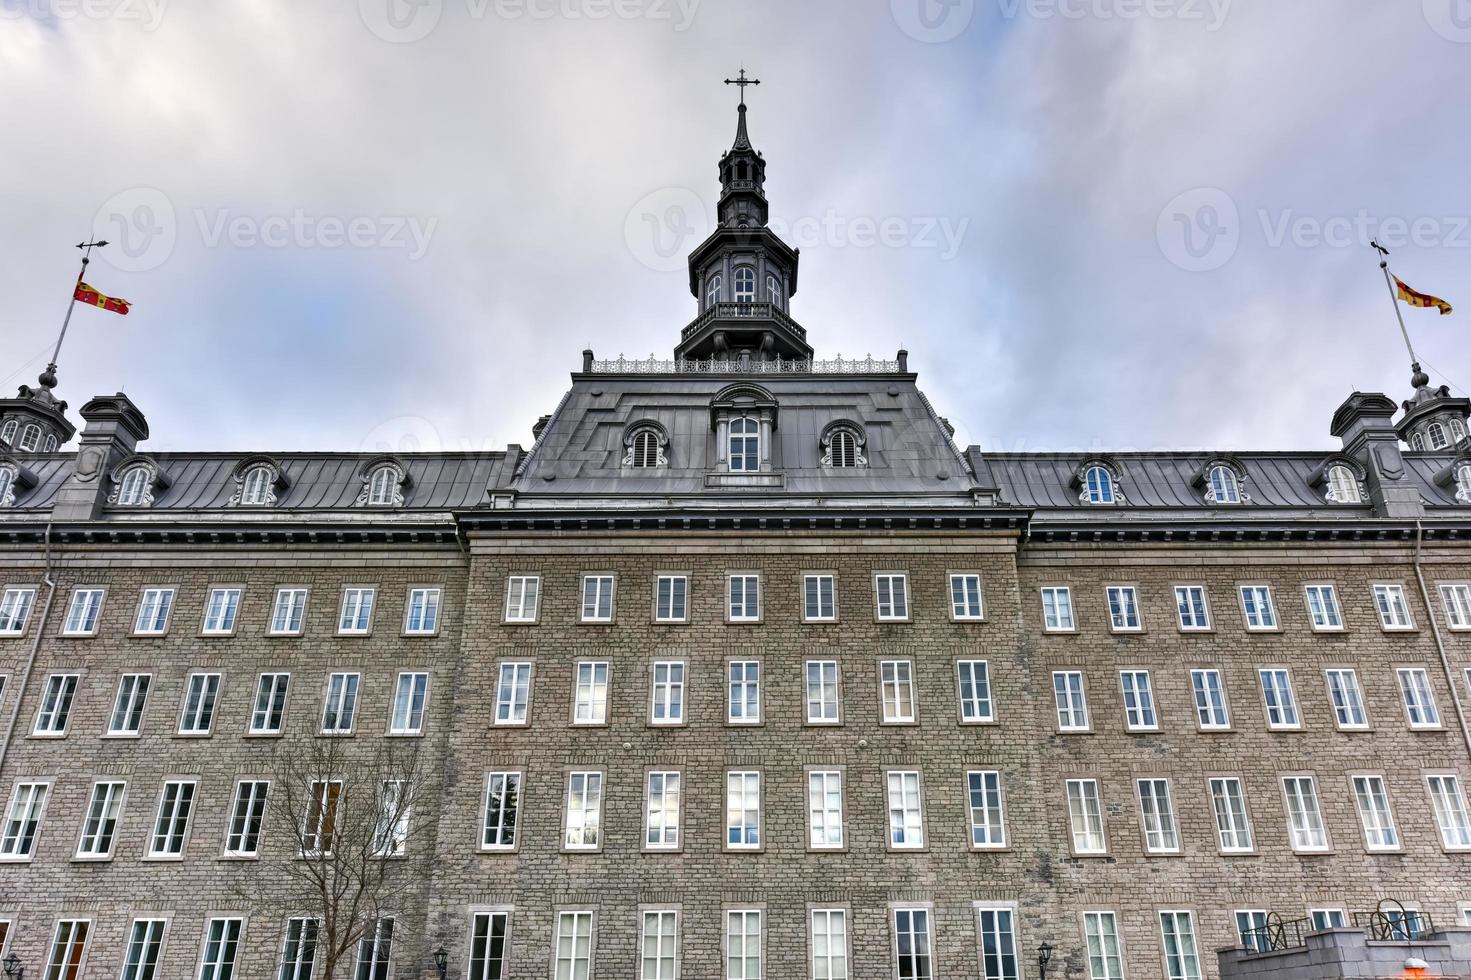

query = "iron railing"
[1241,915,1313,953]
[681,302,808,341]
[1354,908,1431,941]
[588,354,901,375]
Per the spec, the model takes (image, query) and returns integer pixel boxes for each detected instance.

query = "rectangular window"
[1282,776,1328,851]
[1258,669,1299,728]
[353,917,394,980]
[728,661,760,724]
[1,782,48,858]
[179,673,222,735]
[302,781,342,855]
[1041,586,1075,631]
[1373,584,1414,630]
[133,587,175,635]
[202,588,242,635]
[62,587,105,635]
[806,661,840,724]
[726,910,762,980]
[119,919,166,980]
[1138,778,1180,853]
[1190,669,1230,729]
[957,661,994,723]
[504,576,540,623]
[1351,774,1398,850]
[573,662,609,726]
[581,574,615,622]
[1158,912,1201,980]
[810,909,848,980]
[468,911,510,980]
[403,587,440,635]
[494,663,531,726]
[225,780,269,856]
[269,588,308,635]
[655,575,688,623]
[321,672,360,733]
[875,573,909,621]
[34,673,78,734]
[967,770,1005,848]
[1235,911,1269,953]
[1082,912,1123,980]
[808,770,844,849]
[1066,779,1106,854]
[248,673,289,735]
[481,772,521,850]
[198,917,243,980]
[337,587,375,634]
[1240,585,1278,630]
[728,574,760,622]
[1305,584,1343,630]
[891,909,932,980]
[0,587,36,635]
[885,770,924,849]
[1326,669,1368,728]
[1120,670,1157,731]
[563,771,603,850]
[388,672,428,734]
[108,673,152,735]
[1106,585,1141,631]
[645,771,681,850]
[149,780,196,856]
[1309,909,1346,931]
[1174,585,1210,630]
[555,912,594,980]
[1426,774,1471,849]
[1208,777,1253,852]
[1397,667,1441,728]
[279,917,319,980]
[46,920,90,980]
[804,574,836,622]
[651,661,685,725]
[726,771,761,849]
[642,911,679,980]
[372,780,411,859]
[976,907,1019,980]
[1439,583,1471,629]
[1053,671,1089,731]
[880,660,916,723]
[77,781,125,857]
[950,573,984,620]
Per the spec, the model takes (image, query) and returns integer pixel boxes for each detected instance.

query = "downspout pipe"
[0,522,57,780]
[1412,519,1471,763]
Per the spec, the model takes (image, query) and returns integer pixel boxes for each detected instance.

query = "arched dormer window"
[1324,463,1364,504]
[710,383,778,479]
[766,274,782,308]
[622,421,669,469]
[830,431,858,467]
[1428,421,1449,450]
[820,421,867,469]
[1456,463,1471,504]
[242,465,273,504]
[42,435,58,452]
[0,465,15,507]
[0,420,15,446]
[705,274,722,309]
[368,466,398,506]
[116,466,151,507]
[1083,465,1116,504]
[356,457,410,507]
[1208,464,1241,504]
[17,424,40,453]
[734,267,756,305]
[729,417,759,472]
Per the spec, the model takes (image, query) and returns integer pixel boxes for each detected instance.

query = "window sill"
[71,855,114,864]
[218,854,261,862]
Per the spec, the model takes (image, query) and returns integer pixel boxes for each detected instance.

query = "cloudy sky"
[3,0,1469,456]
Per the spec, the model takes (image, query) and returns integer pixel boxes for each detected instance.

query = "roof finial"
[723,68,760,150]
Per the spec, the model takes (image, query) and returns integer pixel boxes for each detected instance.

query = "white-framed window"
[1240,585,1277,630]
[880,660,916,723]
[337,587,375,634]
[250,673,289,735]
[1397,667,1440,728]
[0,782,48,859]
[1438,582,1471,629]
[34,673,79,734]
[726,910,762,980]
[239,464,275,505]
[117,465,151,506]
[1326,668,1368,728]
[371,779,411,857]
[1258,669,1299,729]
[967,770,1005,848]
[1190,669,1230,729]
[1066,778,1106,854]
[119,918,167,980]
[269,588,308,635]
[1174,586,1210,630]
[808,770,844,849]
[481,771,521,850]
[1325,463,1362,503]
[725,770,762,849]
[806,660,840,724]
[1429,421,1450,450]
[949,573,984,619]
[1082,911,1124,980]
[957,660,994,723]
[1208,464,1242,504]
[1425,774,1471,849]
[1208,776,1253,852]
[44,920,92,979]
[1373,584,1414,630]
[1106,585,1141,631]
[365,464,400,506]
[62,587,104,635]
[651,661,685,725]
[728,417,759,473]
[148,779,197,857]
[43,434,57,451]
[976,906,1020,980]
[1309,909,1347,931]
[0,588,36,635]
[1282,775,1329,851]
[874,573,909,621]
[734,265,756,303]
[179,672,222,735]
[1083,465,1116,504]
[728,661,760,724]
[494,662,532,726]
[280,917,320,980]
[390,671,429,734]
[573,662,609,726]
[1158,912,1202,980]
[201,588,241,635]
[728,573,760,621]
[0,419,14,444]
[224,780,269,856]
[655,575,688,623]
[810,909,848,980]
[563,771,603,850]
[645,770,681,850]
[76,781,126,858]
[198,917,244,979]
[891,909,932,980]
[353,917,395,980]
[107,673,151,735]
[1053,670,1089,731]
[1351,774,1399,850]
[766,273,782,307]
[133,587,175,635]
[1041,586,1075,631]
[1138,778,1180,853]
[1236,910,1270,953]
[468,911,510,980]
[403,587,440,634]
[642,910,679,980]
[1120,670,1157,731]
[581,574,615,622]
[804,574,836,622]
[1304,584,1343,631]
[705,273,722,307]
[320,672,360,734]
[885,770,924,849]
[504,576,540,623]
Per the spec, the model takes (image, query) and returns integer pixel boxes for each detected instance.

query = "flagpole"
[42,240,107,388]
[1370,239,1422,380]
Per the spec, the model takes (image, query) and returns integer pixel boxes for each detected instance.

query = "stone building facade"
[0,99,1468,980]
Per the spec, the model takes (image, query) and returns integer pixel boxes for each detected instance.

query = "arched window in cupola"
[17,424,40,453]
[1428,421,1449,450]
[734,267,756,305]
[0,420,15,446]
[705,273,722,309]
[766,274,782,308]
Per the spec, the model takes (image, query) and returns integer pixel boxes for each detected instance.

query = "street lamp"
[3,952,24,979]
[1038,942,1054,980]
[433,945,448,980]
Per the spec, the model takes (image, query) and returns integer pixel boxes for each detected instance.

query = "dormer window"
[1325,464,1363,504]
[734,267,756,304]
[820,421,867,469]
[729,417,759,472]
[830,431,858,467]
[1457,464,1471,504]
[117,466,150,507]
[705,274,722,309]
[1083,465,1115,504]
[766,274,781,308]
[1429,421,1449,450]
[367,465,399,506]
[630,432,658,467]
[1204,463,1244,505]
[241,465,275,505]
[17,424,40,453]
[0,420,14,445]
[622,422,669,470]
[0,466,16,507]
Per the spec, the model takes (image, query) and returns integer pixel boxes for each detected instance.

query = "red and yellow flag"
[74,282,130,316]
[1393,275,1453,316]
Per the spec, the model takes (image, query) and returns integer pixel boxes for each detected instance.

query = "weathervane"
[724,68,760,107]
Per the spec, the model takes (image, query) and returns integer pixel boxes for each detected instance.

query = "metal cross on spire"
[724,68,760,107]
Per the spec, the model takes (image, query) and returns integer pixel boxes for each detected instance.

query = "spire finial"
[723,67,760,109]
